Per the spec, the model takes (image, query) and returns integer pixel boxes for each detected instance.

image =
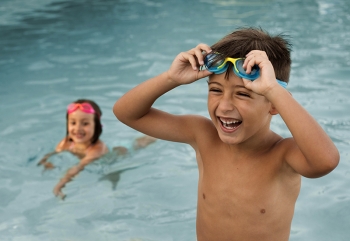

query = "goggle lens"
[204,53,259,80]
[67,103,96,114]
[204,53,287,88]
[233,58,259,80]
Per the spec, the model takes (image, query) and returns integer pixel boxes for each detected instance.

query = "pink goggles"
[67,103,96,115]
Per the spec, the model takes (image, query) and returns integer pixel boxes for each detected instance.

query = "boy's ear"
[269,104,279,115]
[269,91,292,115]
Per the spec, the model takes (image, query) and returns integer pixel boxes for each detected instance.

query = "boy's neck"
[226,129,280,156]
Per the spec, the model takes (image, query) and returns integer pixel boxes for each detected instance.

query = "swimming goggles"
[204,53,287,88]
[67,103,96,115]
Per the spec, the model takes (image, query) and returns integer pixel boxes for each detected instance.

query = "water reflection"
[0,0,350,240]
[99,166,137,190]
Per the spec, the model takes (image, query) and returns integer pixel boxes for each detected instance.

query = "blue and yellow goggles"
[204,53,287,88]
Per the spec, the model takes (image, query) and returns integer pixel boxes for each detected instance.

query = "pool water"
[1,0,350,240]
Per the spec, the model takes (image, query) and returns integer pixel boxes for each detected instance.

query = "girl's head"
[66,99,102,145]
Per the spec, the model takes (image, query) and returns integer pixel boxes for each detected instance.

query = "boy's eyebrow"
[207,80,222,86]
[235,85,250,90]
[207,81,251,91]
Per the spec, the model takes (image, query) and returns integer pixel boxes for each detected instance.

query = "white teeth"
[220,118,240,124]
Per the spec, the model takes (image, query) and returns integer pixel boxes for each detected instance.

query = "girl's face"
[67,109,95,146]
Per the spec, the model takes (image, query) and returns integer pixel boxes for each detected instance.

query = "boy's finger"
[183,52,199,70]
[198,69,212,79]
[242,78,253,90]
[244,58,256,74]
[246,50,267,57]
[194,48,204,65]
[196,43,212,54]
[188,44,211,55]
[204,69,213,76]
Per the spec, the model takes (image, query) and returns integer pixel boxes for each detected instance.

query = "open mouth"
[219,117,242,130]
[74,133,85,139]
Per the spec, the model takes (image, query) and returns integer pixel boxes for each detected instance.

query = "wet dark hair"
[210,27,292,83]
[66,99,103,145]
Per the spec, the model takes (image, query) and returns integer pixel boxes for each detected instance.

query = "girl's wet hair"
[210,27,292,83]
[66,99,103,144]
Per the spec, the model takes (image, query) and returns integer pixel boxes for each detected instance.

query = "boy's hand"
[167,44,213,85]
[242,50,280,96]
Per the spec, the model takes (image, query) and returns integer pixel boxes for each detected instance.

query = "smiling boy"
[113,28,339,241]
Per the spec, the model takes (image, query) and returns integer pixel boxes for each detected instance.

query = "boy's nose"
[218,94,235,112]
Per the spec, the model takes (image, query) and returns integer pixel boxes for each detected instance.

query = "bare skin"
[113,44,339,240]
[51,137,108,199]
[39,134,155,199]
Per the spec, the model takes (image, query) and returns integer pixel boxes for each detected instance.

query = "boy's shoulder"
[186,114,215,127]
[185,114,217,136]
[267,136,306,175]
[272,136,298,155]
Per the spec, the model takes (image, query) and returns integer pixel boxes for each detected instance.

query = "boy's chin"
[217,134,241,145]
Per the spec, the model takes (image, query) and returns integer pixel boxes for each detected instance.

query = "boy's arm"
[113,44,212,144]
[267,86,339,177]
[243,51,339,178]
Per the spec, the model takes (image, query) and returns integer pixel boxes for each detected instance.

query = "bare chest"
[199,152,284,210]
[62,142,87,159]
[195,149,300,241]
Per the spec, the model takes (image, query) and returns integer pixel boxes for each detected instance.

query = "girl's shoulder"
[55,138,70,152]
[79,140,109,165]
[88,140,109,156]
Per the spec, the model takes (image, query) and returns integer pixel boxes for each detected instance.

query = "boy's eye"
[238,92,250,97]
[209,88,222,93]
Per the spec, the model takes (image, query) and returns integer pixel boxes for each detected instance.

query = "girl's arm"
[113,44,212,143]
[38,138,69,170]
[53,163,84,199]
[37,151,57,169]
[53,156,99,199]
[53,142,108,199]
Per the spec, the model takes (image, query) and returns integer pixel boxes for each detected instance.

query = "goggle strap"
[216,59,230,70]
[276,79,288,88]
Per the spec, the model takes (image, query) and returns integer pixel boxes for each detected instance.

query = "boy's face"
[67,109,95,146]
[207,72,274,145]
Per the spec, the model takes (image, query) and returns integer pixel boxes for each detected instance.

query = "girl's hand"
[43,162,55,170]
[37,157,48,166]
[38,157,55,170]
[167,44,213,85]
[53,184,66,200]
[242,50,280,96]
[52,165,83,200]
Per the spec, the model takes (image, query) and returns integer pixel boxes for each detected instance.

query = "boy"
[113,28,339,241]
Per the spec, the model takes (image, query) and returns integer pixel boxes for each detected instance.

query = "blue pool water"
[1,0,350,240]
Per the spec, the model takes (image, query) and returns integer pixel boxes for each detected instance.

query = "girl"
[38,99,156,199]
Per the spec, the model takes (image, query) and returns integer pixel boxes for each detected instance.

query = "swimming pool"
[1,0,350,240]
